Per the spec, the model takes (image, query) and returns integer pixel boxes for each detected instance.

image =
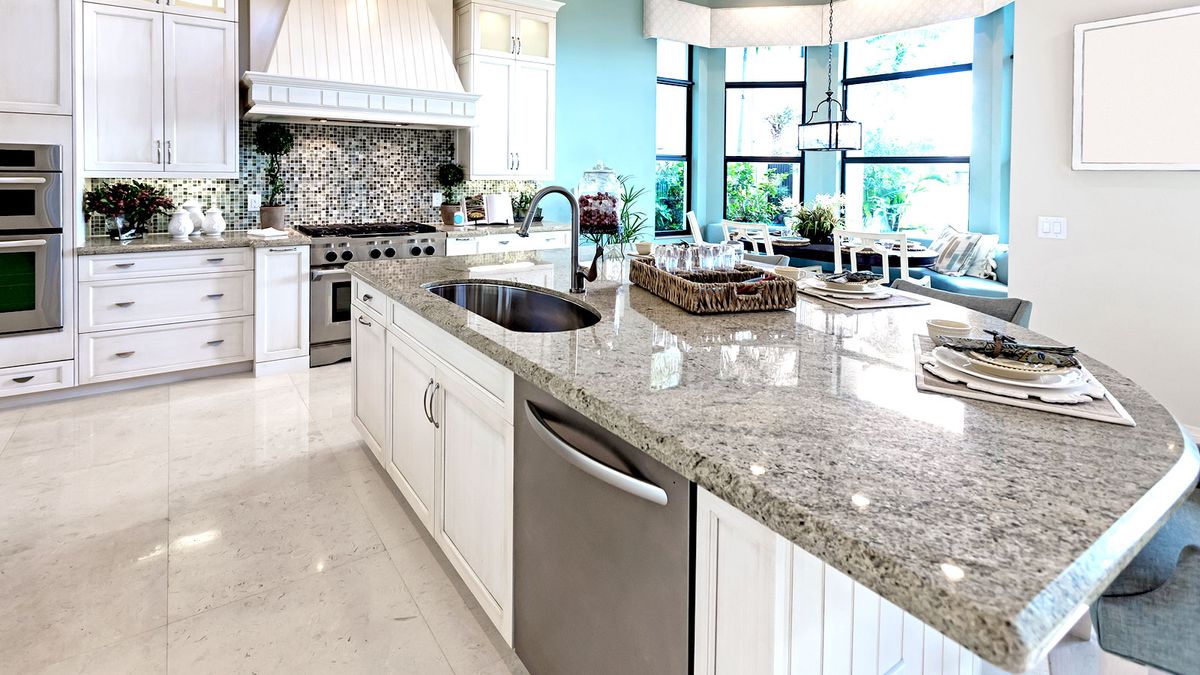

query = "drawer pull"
[361,293,373,301]
[12,376,34,384]
[206,339,225,347]
[114,301,135,308]
[114,262,136,269]
[268,247,297,253]
[206,257,225,263]
[115,351,135,358]
[357,317,373,327]
[206,293,225,299]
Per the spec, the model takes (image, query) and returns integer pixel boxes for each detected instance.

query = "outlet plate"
[247,192,262,212]
[1038,216,1068,240]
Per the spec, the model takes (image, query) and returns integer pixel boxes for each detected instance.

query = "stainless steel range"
[299,223,446,367]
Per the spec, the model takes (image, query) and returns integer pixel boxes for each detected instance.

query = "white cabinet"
[386,331,440,529]
[455,0,559,180]
[694,488,983,675]
[83,2,238,177]
[254,246,309,371]
[84,0,238,21]
[0,0,72,115]
[446,231,569,257]
[351,306,387,460]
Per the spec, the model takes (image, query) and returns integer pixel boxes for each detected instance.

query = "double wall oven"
[0,144,63,336]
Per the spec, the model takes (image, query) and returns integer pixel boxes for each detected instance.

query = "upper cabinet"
[82,2,238,178]
[84,0,238,22]
[0,0,72,115]
[454,0,561,180]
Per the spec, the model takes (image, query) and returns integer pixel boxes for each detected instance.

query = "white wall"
[1010,0,1200,427]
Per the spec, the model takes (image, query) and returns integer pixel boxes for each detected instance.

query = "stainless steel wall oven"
[0,144,63,336]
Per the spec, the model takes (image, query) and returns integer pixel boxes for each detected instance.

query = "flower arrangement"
[784,194,845,244]
[582,174,647,255]
[83,180,175,239]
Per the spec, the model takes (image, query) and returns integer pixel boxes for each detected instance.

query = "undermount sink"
[424,281,601,333]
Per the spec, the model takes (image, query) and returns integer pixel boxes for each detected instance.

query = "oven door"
[0,174,62,232]
[0,233,62,335]
[310,266,352,345]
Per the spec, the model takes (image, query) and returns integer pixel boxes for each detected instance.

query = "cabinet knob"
[114,262,136,269]
[12,376,34,384]
[206,257,225,263]
[114,301,135,308]
[206,293,224,299]
[206,339,225,347]
[115,351,135,358]
[362,293,373,301]
[357,316,373,327]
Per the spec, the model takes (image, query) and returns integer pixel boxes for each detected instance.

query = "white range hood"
[243,0,478,128]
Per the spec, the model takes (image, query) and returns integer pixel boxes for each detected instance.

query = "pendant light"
[798,0,863,152]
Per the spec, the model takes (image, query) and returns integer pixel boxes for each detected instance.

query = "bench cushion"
[1105,489,1200,597]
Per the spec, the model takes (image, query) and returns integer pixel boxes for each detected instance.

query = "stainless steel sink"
[424,281,601,333]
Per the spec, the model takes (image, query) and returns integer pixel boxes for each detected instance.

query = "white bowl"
[927,319,972,341]
[635,242,654,256]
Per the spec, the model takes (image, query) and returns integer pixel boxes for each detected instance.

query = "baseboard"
[0,361,252,411]
[254,355,310,378]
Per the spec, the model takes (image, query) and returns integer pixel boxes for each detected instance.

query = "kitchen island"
[346,249,1198,674]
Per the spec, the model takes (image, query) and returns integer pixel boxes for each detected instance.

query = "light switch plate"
[432,192,444,207]
[247,192,262,213]
[1038,216,1068,239]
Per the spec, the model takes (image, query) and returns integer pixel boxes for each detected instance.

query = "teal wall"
[548,0,656,234]
[969,5,1015,243]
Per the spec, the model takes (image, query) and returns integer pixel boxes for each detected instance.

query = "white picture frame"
[1073,5,1200,171]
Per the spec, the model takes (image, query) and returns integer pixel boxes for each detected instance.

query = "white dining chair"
[737,223,775,256]
[685,211,704,245]
[833,229,911,282]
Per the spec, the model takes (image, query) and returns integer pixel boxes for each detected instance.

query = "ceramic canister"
[167,208,194,240]
[202,208,227,236]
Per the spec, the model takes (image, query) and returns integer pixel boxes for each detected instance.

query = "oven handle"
[0,177,47,185]
[311,268,351,282]
[0,239,47,249]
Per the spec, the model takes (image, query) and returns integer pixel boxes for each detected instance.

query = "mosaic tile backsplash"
[85,121,538,235]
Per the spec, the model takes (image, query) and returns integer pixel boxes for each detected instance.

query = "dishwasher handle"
[524,402,668,506]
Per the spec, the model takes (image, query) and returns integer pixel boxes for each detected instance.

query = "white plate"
[963,350,1074,380]
[810,280,883,295]
[932,347,1085,389]
[921,356,1106,404]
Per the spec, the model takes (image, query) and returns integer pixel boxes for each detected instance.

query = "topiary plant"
[254,123,295,207]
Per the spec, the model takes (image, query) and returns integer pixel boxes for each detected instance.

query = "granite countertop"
[77,230,311,255]
[436,221,572,238]
[345,251,1198,673]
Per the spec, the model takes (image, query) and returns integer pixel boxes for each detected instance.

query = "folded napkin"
[936,330,1080,368]
[820,270,883,284]
[245,227,289,238]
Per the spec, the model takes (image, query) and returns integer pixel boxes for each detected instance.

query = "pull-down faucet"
[516,186,598,294]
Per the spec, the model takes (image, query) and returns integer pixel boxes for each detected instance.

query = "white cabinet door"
[514,12,555,64]
[164,15,237,174]
[254,246,310,364]
[469,56,515,177]
[84,0,238,21]
[436,371,513,639]
[351,306,387,459]
[470,5,517,59]
[386,332,439,530]
[0,0,71,115]
[83,4,165,173]
[510,62,554,178]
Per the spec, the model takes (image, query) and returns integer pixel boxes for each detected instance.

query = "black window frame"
[839,39,973,233]
[655,43,695,237]
[722,48,806,223]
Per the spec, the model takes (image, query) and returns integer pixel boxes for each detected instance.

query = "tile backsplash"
[85,121,537,235]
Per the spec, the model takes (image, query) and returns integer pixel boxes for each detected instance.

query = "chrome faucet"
[516,185,598,294]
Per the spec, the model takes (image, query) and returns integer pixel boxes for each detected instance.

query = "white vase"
[167,209,194,240]
[202,208,227,237]
[181,200,205,233]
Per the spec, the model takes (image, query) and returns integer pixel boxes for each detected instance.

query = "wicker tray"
[628,256,797,314]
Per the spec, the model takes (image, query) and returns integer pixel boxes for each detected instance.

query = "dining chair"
[891,279,1033,327]
[833,229,912,283]
[737,224,775,256]
[685,212,703,245]
[1092,484,1200,675]
[744,253,790,268]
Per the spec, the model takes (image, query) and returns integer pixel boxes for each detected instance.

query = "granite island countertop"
[346,250,1198,673]
[435,221,572,238]
[78,230,311,255]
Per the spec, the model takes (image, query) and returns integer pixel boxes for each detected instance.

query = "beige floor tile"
[0,411,168,481]
[35,627,166,675]
[18,385,169,425]
[0,521,168,672]
[167,370,297,405]
[346,466,425,552]
[316,417,380,474]
[167,387,312,446]
[166,473,383,621]
[0,406,25,452]
[166,552,453,674]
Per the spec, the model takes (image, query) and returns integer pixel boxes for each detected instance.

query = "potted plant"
[581,173,647,259]
[784,194,845,245]
[511,185,536,221]
[437,163,466,227]
[254,122,295,230]
[83,180,175,240]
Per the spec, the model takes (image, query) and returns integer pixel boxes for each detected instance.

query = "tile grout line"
[165,383,173,675]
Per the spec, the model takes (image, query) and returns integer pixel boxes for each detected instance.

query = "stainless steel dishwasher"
[514,378,693,675]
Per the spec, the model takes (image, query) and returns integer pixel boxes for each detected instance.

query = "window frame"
[656,44,695,237]
[839,42,973,234]
[722,47,806,222]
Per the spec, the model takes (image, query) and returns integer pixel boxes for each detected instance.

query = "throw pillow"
[932,231,983,277]
[927,226,961,254]
[963,234,1001,280]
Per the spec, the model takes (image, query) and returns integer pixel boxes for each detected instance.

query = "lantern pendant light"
[798,0,863,152]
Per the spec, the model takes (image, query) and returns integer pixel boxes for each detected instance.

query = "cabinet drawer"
[351,278,387,320]
[476,234,522,254]
[79,316,253,384]
[526,230,569,250]
[447,237,480,256]
[0,360,75,398]
[80,271,254,333]
[79,247,253,281]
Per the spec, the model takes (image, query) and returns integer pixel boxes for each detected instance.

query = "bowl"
[635,242,654,256]
[927,319,972,341]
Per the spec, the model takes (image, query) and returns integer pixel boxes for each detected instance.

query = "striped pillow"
[932,231,984,277]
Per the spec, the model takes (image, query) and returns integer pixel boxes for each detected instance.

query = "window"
[656,40,693,235]
[725,47,805,224]
[842,20,973,236]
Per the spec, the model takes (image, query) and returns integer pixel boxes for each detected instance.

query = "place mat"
[912,336,1136,426]
[799,284,930,311]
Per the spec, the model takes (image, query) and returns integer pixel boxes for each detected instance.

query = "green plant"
[654,161,686,232]
[437,163,466,203]
[764,107,795,141]
[511,185,536,217]
[83,181,174,227]
[785,194,845,242]
[253,123,295,206]
[725,163,784,224]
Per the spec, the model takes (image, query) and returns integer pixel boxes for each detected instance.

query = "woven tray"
[629,256,797,314]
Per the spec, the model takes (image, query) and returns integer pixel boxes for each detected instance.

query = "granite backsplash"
[84,121,537,235]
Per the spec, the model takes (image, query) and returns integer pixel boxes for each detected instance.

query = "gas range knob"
[324,251,338,263]
[424,246,436,256]
[341,250,354,261]
[410,246,423,257]
[384,248,397,258]
[369,249,382,259]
